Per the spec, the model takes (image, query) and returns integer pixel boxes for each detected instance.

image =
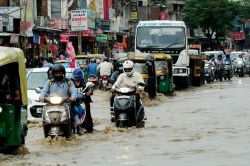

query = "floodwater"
[1,77,250,166]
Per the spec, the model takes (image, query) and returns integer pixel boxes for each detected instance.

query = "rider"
[39,64,77,105]
[96,57,113,78]
[224,54,232,64]
[88,58,99,76]
[71,68,94,133]
[110,60,145,121]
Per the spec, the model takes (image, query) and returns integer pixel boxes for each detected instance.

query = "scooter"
[42,82,94,138]
[223,61,233,80]
[236,60,245,77]
[112,83,146,128]
[99,75,109,91]
[204,61,215,83]
[215,62,224,82]
[88,74,98,90]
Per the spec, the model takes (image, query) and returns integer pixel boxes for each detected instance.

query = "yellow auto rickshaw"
[116,52,157,98]
[0,47,28,152]
[153,53,174,94]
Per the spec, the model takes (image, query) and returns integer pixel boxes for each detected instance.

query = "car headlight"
[179,69,183,73]
[50,97,62,104]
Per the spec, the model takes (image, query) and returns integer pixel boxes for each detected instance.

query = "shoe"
[77,125,85,135]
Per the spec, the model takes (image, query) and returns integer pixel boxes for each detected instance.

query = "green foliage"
[182,0,242,49]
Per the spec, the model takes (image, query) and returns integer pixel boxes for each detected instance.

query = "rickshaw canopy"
[0,46,27,105]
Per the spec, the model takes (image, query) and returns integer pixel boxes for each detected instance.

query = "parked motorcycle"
[223,61,233,80]
[112,83,146,128]
[204,60,215,83]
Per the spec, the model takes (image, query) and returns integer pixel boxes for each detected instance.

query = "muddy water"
[2,77,250,166]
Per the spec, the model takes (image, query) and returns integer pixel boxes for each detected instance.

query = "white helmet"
[123,60,134,77]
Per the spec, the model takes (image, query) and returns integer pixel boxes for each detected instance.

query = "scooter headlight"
[50,97,62,104]
[120,87,130,93]
[160,75,165,80]
[0,107,2,113]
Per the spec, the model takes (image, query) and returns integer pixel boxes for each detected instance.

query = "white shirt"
[97,61,113,76]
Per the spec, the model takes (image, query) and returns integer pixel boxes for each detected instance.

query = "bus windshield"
[136,26,185,49]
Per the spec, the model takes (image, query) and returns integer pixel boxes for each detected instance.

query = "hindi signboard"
[71,10,88,31]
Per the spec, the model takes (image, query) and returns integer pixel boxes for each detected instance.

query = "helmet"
[218,54,222,60]
[123,60,134,77]
[72,68,84,81]
[209,54,214,59]
[91,58,96,63]
[226,54,230,58]
[52,64,66,81]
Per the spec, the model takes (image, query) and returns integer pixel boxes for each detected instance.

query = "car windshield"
[136,26,185,48]
[134,62,148,73]
[155,60,166,70]
[27,71,72,90]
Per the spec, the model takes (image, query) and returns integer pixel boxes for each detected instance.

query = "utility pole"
[21,0,27,57]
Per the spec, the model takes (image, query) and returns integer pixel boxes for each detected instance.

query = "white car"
[26,67,73,123]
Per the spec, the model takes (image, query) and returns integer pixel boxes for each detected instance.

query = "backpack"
[48,78,71,97]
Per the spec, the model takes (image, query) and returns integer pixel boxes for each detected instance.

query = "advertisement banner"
[230,32,245,40]
[96,34,108,43]
[49,18,69,29]
[20,0,33,36]
[71,10,88,31]
[60,33,70,42]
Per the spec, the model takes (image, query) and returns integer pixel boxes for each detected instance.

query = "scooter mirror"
[35,87,41,93]
[86,82,94,88]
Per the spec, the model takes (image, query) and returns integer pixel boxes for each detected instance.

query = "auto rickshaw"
[153,53,174,94]
[0,46,28,152]
[115,52,157,98]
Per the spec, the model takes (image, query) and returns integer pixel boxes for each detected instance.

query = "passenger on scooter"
[47,67,54,80]
[39,64,77,104]
[97,57,113,77]
[71,68,94,133]
[110,60,145,121]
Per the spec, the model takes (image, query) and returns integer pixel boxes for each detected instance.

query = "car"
[26,67,74,123]
[203,51,225,59]
[54,59,80,68]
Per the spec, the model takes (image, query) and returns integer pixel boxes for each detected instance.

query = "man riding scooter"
[97,58,113,90]
[110,60,145,123]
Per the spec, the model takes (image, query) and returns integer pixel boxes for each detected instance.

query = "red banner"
[60,33,70,42]
[103,0,109,20]
[230,32,245,40]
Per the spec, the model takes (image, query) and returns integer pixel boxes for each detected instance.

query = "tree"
[182,0,240,50]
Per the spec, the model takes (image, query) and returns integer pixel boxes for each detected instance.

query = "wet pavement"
[1,76,250,166]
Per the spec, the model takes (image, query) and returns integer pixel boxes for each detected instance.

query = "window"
[51,0,61,18]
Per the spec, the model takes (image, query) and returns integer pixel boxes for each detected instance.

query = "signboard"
[130,1,138,21]
[10,34,19,44]
[230,32,245,40]
[71,10,88,31]
[96,34,108,43]
[20,21,33,37]
[102,20,110,30]
[49,18,69,29]
[60,33,70,42]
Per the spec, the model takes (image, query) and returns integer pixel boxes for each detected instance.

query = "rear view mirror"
[35,87,41,93]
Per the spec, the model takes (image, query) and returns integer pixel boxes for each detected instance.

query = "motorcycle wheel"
[64,122,73,138]
[116,120,126,128]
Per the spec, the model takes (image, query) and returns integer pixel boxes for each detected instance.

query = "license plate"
[37,108,43,113]
[102,80,107,83]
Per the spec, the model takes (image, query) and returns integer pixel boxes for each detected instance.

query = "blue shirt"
[40,79,77,99]
[88,63,98,75]
[42,62,54,68]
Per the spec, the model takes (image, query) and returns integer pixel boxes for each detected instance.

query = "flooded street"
[2,77,250,166]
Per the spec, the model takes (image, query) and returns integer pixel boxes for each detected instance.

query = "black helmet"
[52,64,66,81]
[226,54,230,58]
[209,54,215,58]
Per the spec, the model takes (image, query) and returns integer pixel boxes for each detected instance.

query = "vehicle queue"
[0,45,248,152]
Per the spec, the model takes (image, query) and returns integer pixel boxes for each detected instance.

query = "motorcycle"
[112,83,146,128]
[236,60,245,77]
[223,61,233,80]
[42,82,94,138]
[42,95,73,138]
[204,60,215,83]
[215,62,224,82]
[99,75,109,91]
[88,74,98,90]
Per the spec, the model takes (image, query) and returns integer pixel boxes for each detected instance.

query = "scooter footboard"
[114,95,136,112]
